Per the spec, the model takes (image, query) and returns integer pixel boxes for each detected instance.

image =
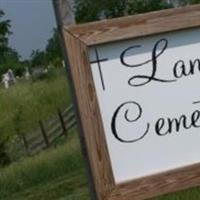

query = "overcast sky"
[0,0,56,60]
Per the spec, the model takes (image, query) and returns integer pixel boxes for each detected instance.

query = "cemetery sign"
[63,5,200,200]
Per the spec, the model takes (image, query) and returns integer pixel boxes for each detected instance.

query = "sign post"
[62,4,200,200]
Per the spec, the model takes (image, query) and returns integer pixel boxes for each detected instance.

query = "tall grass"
[0,68,71,140]
[2,131,200,200]
[1,69,200,200]
[0,133,86,199]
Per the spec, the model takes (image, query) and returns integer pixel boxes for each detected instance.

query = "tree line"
[74,0,200,23]
[0,11,63,79]
[0,0,200,79]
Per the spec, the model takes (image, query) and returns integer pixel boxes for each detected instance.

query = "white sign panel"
[89,28,200,183]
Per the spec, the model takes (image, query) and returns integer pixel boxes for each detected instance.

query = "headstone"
[2,73,9,89]
[7,69,16,84]
[25,67,31,80]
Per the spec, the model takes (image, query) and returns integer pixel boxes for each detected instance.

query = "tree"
[75,0,200,23]
[45,28,63,67]
[0,10,11,64]
[30,49,47,68]
[0,10,24,78]
[184,0,200,4]
[0,10,12,166]
[127,0,173,15]
[1,48,24,77]
[30,29,63,69]
[75,0,127,22]
[74,0,173,23]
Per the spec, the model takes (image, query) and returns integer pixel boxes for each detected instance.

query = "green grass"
[0,132,90,200]
[154,187,200,200]
[4,171,89,200]
[1,132,200,200]
[0,68,71,141]
[1,69,200,199]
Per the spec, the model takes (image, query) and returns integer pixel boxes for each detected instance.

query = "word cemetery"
[63,4,200,200]
[111,37,200,143]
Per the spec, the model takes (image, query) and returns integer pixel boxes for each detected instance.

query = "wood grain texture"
[63,31,115,200]
[52,0,75,27]
[110,162,200,200]
[62,4,200,200]
[65,4,200,46]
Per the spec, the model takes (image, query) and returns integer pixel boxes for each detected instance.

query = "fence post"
[21,133,30,156]
[39,120,50,148]
[57,108,67,136]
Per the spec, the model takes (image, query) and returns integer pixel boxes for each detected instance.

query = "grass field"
[1,131,200,200]
[1,68,200,199]
[0,69,71,140]
[0,132,90,200]
[0,68,71,160]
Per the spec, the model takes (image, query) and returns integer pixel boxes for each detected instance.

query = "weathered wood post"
[21,133,30,156]
[52,1,98,200]
[39,120,50,148]
[52,0,75,27]
[57,108,67,136]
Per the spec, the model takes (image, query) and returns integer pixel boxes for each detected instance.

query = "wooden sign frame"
[62,5,200,200]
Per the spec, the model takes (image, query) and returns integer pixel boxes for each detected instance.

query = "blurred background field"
[1,130,200,200]
[1,0,200,200]
[0,68,70,139]
[0,132,90,200]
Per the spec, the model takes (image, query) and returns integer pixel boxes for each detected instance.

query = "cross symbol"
[90,48,109,91]
[193,101,200,105]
